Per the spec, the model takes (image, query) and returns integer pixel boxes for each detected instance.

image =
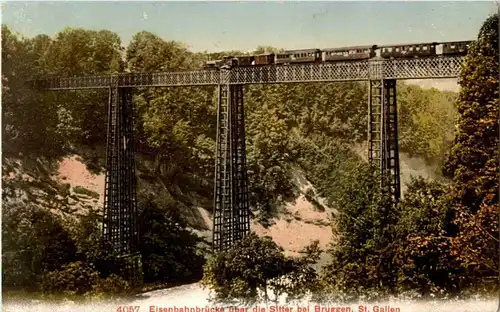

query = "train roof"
[283,48,320,53]
[441,40,474,44]
[322,45,376,51]
[378,42,438,48]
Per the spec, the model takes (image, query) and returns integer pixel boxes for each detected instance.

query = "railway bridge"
[31,54,466,285]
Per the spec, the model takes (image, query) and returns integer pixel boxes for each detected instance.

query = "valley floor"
[3,283,498,312]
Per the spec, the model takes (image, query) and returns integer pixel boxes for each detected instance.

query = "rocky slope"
[56,155,335,257]
[3,145,441,262]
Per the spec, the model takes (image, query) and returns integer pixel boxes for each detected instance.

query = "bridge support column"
[213,72,250,252]
[103,82,143,286]
[368,79,401,203]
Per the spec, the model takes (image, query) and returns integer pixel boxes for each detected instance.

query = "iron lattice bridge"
[36,56,463,89]
[31,55,464,284]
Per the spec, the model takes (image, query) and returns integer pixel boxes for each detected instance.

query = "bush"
[41,261,99,295]
[2,203,78,291]
[201,233,317,304]
[90,274,131,299]
[41,261,131,300]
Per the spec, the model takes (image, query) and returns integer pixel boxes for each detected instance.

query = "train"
[203,40,473,69]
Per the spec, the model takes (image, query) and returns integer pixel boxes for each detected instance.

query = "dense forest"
[1,13,498,303]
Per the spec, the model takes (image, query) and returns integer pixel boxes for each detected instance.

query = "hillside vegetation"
[2,14,497,302]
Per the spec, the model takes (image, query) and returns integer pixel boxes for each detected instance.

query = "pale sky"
[2,1,497,52]
[2,1,498,91]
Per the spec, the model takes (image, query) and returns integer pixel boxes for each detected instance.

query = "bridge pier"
[368,79,401,203]
[212,68,251,252]
[103,80,143,286]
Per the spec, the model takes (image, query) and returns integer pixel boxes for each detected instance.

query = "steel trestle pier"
[212,69,251,252]
[103,81,142,285]
[368,79,401,202]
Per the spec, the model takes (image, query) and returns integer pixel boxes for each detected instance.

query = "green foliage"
[444,13,499,209]
[44,27,123,75]
[2,26,125,157]
[42,28,124,148]
[253,46,284,54]
[201,233,317,303]
[320,165,396,299]
[2,203,78,290]
[70,209,103,264]
[397,83,458,162]
[451,200,499,292]
[304,189,324,212]
[126,31,198,72]
[294,136,364,207]
[1,201,135,299]
[393,178,463,296]
[443,13,499,291]
[41,261,131,300]
[396,178,456,236]
[90,274,131,298]
[138,195,205,284]
[2,26,65,157]
[41,261,99,295]
[244,82,369,221]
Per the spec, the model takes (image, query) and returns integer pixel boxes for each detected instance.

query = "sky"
[2,1,498,53]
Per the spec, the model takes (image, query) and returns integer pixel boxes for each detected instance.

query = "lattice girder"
[35,56,464,90]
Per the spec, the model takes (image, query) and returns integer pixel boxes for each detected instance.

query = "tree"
[444,14,499,209]
[43,28,124,149]
[393,178,463,296]
[126,31,194,72]
[253,46,284,54]
[137,195,205,284]
[126,31,217,198]
[320,165,396,299]
[397,83,458,162]
[1,26,65,157]
[44,28,123,76]
[443,14,499,290]
[201,233,313,304]
[2,203,77,290]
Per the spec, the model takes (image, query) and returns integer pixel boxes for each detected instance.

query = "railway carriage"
[322,45,376,62]
[380,42,437,59]
[236,55,254,66]
[254,53,275,66]
[441,41,472,56]
[275,49,321,64]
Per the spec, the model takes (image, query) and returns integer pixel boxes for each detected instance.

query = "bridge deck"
[35,56,464,90]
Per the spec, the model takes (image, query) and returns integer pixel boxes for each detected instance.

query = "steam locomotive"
[204,40,472,69]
